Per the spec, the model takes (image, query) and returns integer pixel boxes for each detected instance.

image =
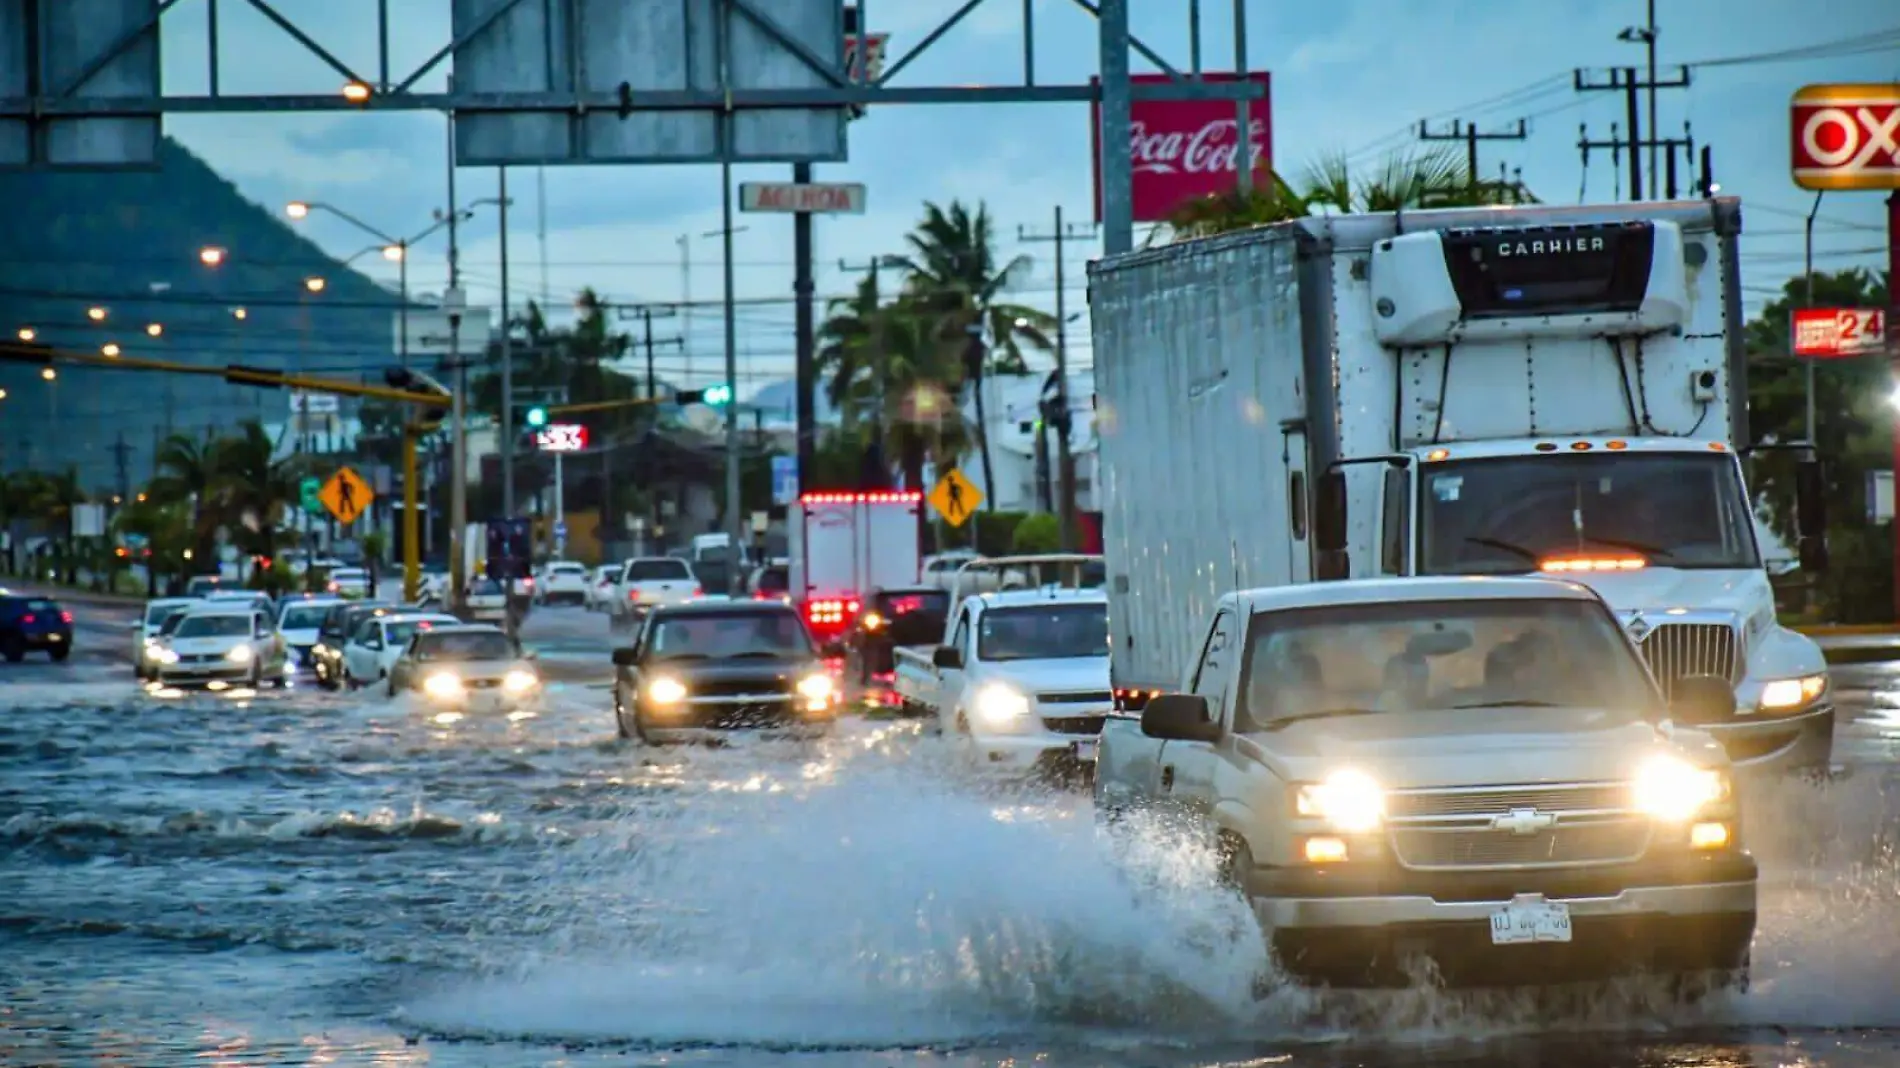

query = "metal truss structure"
[1,0,1262,251]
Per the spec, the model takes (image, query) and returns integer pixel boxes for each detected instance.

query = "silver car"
[388,623,542,710]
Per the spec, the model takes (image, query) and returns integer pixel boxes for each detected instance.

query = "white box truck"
[1088,198,1834,773]
[787,491,924,646]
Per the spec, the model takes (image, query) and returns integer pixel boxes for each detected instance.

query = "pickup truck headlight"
[971,683,1031,727]
[153,647,179,665]
[1759,673,1827,712]
[647,677,688,705]
[1294,769,1385,833]
[226,644,253,663]
[1633,755,1727,821]
[796,673,835,711]
[424,671,465,700]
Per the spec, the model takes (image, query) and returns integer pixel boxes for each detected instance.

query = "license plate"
[1488,901,1572,945]
[1071,739,1099,762]
[45,633,62,642]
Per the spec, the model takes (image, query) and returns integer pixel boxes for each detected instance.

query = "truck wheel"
[1217,834,1254,896]
[612,690,631,740]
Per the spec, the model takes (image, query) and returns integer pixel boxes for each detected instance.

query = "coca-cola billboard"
[1091,72,1273,223]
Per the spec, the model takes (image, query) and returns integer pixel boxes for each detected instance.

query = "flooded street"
[4,603,1900,1066]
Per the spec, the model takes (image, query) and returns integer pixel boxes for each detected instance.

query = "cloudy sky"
[153,0,1899,398]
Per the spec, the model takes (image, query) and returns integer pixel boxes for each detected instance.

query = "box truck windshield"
[1418,451,1760,575]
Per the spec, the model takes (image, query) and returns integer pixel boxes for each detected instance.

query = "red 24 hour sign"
[1792,307,1887,359]
[1791,84,1900,191]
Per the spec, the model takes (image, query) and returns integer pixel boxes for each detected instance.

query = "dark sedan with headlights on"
[611,601,844,744]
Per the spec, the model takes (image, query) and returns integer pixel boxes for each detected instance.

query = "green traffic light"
[526,406,548,427]
[704,384,732,405]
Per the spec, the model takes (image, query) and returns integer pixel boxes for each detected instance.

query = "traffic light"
[525,405,548,427]
[676,383,732,406]
[383,367,453,430]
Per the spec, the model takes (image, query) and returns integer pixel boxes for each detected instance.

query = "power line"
[1416,118,1530,195]
[1573,64,1695,200]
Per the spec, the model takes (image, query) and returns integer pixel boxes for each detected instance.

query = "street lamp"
[231,307,248,320]
[198,246,227,267]
[145,323,163,337]
[381,245,404,262]
[341,81,372,104]
[86,306,106,322]
[304,276,326,293]
[39,368,54,381]
[285,201,310,219]
[15,327,33,341]
[101,343,121,357]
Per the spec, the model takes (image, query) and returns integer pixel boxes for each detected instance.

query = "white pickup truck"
[607,556,702,632]
[893,581,1113,776]
[1094,575,1756,991]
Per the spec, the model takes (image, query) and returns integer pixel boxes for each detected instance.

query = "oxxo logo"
[1791,84,1900,192]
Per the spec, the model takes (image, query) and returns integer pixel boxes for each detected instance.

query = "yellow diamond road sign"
[929,468,982,527]
[319,466,374,526]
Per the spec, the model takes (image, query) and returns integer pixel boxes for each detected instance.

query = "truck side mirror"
[1140,693,1222,743]
[1314,468,1347,554]
[1796,459,1829,574]
[932,645,963,670]
[610,646,639,667]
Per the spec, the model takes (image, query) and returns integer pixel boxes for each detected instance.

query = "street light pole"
[446,119,469,617]
[1803,189,1824,446]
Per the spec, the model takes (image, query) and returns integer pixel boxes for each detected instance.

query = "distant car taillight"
[60,611,72,624]
[19,614,32,624]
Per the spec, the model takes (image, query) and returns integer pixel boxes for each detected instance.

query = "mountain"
[0,137,394,493]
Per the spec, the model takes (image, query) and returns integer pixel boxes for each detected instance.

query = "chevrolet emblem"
[1492,807,1558,836]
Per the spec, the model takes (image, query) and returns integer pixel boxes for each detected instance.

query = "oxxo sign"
[1791,83,1900,192]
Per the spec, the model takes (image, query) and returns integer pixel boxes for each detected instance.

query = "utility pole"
[499,165,516,517]
[445,115,469,615]
[110,431,131,505]
[1015,207,1095,551]
[1416,119,1528,190]
[1573,64,1690,200]
[614,305,684,401]
[1577,118,1699,201]
[792,160,818,500]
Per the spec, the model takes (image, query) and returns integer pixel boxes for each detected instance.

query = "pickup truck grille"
[688,679,794,699]
[1042,715,1106,735]
[1038,690,1112,705]
[1385,780,1647,871]
[1386,783,1631,820]
[1390,819,1651,870]
[1636,622,1742,699]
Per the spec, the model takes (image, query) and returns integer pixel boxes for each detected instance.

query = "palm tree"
[211,420,298,566]
[894,200,1057,507]
[147,431,223,565]
[1160,145,1539,241]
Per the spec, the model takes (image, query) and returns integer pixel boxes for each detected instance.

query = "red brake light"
[20,614,33,624]
[60,611,72,624]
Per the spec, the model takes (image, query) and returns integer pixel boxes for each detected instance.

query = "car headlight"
[502,669,538,695]
[154,647,179,665]
[796,672,835,710]
[1759,673,1827,712]
[424,671,464,700]
[1294,769,1385,834]
[226,644,253,663]
[1633,755,1728,821]
[647,677,688,705]
[971,682,1031,727]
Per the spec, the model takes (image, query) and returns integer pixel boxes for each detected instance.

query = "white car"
[327,567,374,599]
[132,596,199,679]
[339,611,462,688]
[535,561,591,607]
[584,565,620,611]
[149,606,288,688]
[276,595,343,671]
[389,624,543,710]
[205,589,274,613]
[463,578,508,623]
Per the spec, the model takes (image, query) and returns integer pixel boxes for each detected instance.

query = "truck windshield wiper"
[1465,536,1539,562]
[1445,699,1564,709]
[1261,706,1388,729]
[1578,532,1674,558]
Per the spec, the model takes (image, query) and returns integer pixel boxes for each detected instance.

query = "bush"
[1011,512,1061,554]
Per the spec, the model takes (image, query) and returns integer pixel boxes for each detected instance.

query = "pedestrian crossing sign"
[929,468,982,527]
[320,465,373,526]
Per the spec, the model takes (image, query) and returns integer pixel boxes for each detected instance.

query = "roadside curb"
[1797,623,1900,638]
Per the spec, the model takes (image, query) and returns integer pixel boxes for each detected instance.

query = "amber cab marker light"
[1303,836,1349,864]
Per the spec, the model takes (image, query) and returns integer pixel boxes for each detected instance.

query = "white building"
[952,371,1097,513]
